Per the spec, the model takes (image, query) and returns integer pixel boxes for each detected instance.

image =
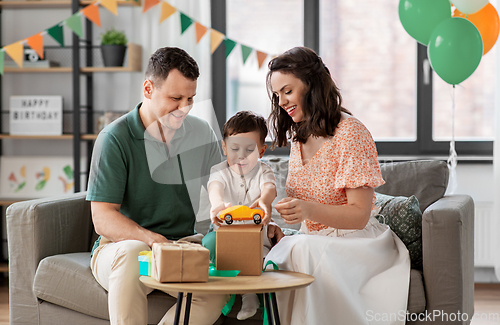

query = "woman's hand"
[274,197,310,224]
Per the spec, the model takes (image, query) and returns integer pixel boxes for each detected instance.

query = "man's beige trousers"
[91,239,228,325]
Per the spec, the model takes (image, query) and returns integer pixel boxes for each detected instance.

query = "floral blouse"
[286,117,385,232]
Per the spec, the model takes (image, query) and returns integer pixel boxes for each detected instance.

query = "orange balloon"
[453,3,500,55]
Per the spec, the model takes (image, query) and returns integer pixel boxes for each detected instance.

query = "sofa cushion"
[377,160,448,212]
[34,253,110,320]
[375,192,423,270]
[408,269,426,314]
[33,253,180,323]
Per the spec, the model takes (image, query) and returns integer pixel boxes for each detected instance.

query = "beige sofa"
[7,159,474,324]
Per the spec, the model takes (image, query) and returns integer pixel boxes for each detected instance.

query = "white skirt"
[265,217,411,325]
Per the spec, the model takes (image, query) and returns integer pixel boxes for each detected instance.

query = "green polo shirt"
[87,103,222,252]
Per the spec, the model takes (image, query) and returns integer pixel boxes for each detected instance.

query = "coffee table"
[140,270,314,325]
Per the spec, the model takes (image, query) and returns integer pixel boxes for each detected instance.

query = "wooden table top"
[140,270,314,294]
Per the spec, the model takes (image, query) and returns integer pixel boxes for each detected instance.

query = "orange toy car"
[219,205,263,225]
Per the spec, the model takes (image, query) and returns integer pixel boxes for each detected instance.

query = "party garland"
[0,0,273,74]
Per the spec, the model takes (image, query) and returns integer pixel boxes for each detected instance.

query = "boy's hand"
[267,222,284,246]
[249,198,272,225]
[210,202,232,226]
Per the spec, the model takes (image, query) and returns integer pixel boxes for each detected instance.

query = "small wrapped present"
[138,251,152,276]
[151,241,210,283]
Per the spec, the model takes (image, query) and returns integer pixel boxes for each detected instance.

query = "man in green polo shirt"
[87,47,227,325]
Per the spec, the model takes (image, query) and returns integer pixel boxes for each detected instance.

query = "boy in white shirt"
[203,111,277,320]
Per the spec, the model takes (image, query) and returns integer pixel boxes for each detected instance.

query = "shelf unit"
[0,0,142,193]
[0,0,142,267]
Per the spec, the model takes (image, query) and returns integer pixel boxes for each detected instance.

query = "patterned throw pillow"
[375,192,423,270]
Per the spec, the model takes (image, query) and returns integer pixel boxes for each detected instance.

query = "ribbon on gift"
[209,264,240,277]
[262,260,279,325]
[208,263,240,316]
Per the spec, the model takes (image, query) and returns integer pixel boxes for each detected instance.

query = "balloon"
[453,3,499,55]
[452,0,489,14]
[399,0,451,45]
[428,17,483,85]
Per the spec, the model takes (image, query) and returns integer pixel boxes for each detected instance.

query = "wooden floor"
[0,277,497,324]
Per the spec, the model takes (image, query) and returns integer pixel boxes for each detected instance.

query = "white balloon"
[451,0,489,14]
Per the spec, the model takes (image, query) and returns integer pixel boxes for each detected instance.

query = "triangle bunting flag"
[159,2,176,24]
[256,50,267,69]
[224,38,237,58]
[100,0,118,15]
[195,22,208,43]
[26,33,44,60]
[210,29,225,54]
[82,3,101,27]
[65,14,84,39]
[241,44,253,64]
[47,24,64,47]
[5,42,24,68]
[180,13,193,34]
[0,51,5,75]
[143,0,160,14]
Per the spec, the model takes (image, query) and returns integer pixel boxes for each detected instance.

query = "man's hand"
[210,202,232,226]
[143,230,170,248]
[267,222,285,246]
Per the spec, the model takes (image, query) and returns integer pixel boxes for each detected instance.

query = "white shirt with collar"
[208,160,276,207]
[208,160,276,254]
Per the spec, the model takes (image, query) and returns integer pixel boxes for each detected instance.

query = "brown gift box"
[151,241,210,283]
[216,224,263,276]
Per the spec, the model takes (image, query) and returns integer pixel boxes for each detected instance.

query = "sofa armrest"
[421,195,474,322]
[6,191,92,324]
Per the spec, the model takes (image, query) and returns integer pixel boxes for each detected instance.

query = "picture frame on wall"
[0,156,79,199]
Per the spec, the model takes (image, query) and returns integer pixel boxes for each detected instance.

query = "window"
[433,48,496,141]
[226,0,304,121]
[212,0,495,157]
[320,0,417,141]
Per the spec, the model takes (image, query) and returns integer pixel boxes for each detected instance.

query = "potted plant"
[100,28,128,67]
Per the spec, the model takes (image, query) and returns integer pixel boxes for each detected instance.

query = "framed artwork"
[0,156,78,198]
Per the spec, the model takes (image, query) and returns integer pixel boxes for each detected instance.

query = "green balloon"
[399,0,451,45]
[428,17,483,85]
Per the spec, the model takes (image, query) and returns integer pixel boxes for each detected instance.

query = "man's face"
[145,68,197,132]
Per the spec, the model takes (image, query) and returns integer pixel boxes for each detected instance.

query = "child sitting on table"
[203,110,277,320]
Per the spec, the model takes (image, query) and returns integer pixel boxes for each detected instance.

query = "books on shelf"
[4,60,61,68]
[9,96,63,136]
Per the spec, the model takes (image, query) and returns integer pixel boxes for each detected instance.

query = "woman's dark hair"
[145,47,199,87]
[266,46,350,148]
[223,111,268,145]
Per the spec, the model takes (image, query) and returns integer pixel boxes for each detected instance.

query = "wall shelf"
[0,198,32,206]
[0,134,99,140]
[3,43,142,73]
[3,67,73,73]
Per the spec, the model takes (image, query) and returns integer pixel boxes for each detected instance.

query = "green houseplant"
[100,28,128,67]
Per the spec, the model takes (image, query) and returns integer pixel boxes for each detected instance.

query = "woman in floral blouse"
[265,47,410,325]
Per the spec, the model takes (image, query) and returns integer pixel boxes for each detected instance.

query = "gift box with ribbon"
[138,251,152,276]
[151,241,210,283]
